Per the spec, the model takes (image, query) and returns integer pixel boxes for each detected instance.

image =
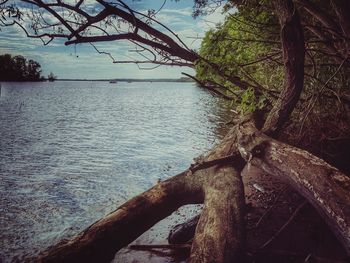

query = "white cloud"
[154,13,192,27]
[160,7,193,16]
[1,1,228,79]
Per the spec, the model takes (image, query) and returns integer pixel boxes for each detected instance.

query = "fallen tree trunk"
[37,171,200,263]
[37,126,247,263]
[237,121,350,254]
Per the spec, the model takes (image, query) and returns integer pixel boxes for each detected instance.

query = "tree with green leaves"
[1,1,349,262]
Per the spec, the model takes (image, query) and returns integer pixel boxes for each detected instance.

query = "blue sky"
[0,0,227,79]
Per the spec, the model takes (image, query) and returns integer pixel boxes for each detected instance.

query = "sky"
[0,0,228,79]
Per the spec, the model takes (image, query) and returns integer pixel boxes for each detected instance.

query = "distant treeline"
[0,54,44,81]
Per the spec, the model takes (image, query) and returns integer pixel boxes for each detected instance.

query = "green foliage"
[195,9,282,112]
[233,88,267,113]
[0,53,44,81]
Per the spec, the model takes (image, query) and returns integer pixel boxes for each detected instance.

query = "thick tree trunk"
[263,0,305,135]
[190,166,246,263]
[237,121,350,254]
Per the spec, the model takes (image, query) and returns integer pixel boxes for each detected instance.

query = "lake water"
[0,81,229,262]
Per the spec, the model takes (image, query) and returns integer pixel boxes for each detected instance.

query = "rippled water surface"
[0,81,229,262]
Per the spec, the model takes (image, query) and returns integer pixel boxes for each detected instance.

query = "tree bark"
[190,166,246,263]
[263,0,305,135]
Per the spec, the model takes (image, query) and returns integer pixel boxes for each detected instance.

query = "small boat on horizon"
[109,80,117,83]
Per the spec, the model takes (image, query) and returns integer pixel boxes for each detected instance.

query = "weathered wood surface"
[237,121,350,254]
[190,166,246,263]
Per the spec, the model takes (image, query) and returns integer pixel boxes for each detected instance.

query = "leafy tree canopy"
[194,1,350,170]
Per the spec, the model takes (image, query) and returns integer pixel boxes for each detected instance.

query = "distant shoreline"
[0,78,194,83]
[58,78,194,83]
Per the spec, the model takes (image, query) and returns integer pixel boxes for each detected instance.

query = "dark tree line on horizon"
[0,53,44,81]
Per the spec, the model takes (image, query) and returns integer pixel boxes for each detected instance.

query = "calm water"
[0,81,229,262]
